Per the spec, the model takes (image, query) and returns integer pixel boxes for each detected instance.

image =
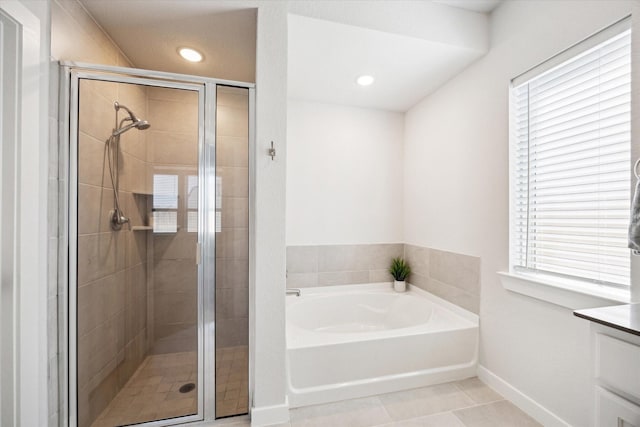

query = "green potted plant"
[389,257,411,292]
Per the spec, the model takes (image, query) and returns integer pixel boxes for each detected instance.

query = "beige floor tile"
[289,396,392,427]
[218,400,239,417]
[452,400,541,427]
[225,388,240,400]
[227,381,241,391]
[381,412,465,427]
[379,383,475,421]
[286,379,534,427]
[91,418,122,427]
[216,345,249,418]
[229,373,246,382]
[453,378,503,405]
[156,382,172,393]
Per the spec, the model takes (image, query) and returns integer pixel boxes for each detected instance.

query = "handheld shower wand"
[106,101,151,230]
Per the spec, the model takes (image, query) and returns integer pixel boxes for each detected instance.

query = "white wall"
[287,100,404,245]
[251,2,289,425]
[0,0,50,426]
[403,1,635,425]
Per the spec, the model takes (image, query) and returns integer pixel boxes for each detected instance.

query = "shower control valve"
[110,209,130,231]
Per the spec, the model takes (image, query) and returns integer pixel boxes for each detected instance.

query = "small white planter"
[393,280,407,293]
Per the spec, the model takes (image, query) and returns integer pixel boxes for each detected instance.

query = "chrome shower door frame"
[60,62,255,427]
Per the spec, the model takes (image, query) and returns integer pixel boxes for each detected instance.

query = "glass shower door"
[65,63,254,427]
[214,86,250,418]
[74,76,203,427]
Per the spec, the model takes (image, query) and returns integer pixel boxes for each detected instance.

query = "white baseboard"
[250,399,290,426]
[477,365,570,427]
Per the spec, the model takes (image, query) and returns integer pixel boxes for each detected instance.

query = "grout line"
[451,410,467,426]
[372,395,394,426]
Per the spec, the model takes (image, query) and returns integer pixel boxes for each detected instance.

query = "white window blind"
[153,174,178,209]
[153,174,179,233]
[187,175,198,232]
[511,26,631,288]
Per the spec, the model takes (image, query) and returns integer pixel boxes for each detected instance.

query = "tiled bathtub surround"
[286,244,404,288]
[405,244,480,314]
[286,243,480,314]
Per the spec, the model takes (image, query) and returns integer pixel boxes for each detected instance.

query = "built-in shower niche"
[76,79,200,427]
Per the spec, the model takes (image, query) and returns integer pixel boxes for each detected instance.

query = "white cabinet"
[592,328,640,427]
[596,334,640,399]
[575,304,640,427]
[596,387,640,427]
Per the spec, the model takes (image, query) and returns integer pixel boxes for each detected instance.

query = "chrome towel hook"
[268,141,276,160]
[634,158,640,179]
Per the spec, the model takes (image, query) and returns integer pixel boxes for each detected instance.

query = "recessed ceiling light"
[356,75,375,86]
[178,47,203,63]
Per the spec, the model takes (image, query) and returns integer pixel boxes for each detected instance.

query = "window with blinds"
[153,174,179,233]
[510,21,631,289]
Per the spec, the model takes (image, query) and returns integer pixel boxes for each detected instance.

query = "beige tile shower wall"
[286,243,480,314]
[149,87,200,355]
[286,244,404,287]
[76,79,150,427]
[404,244,480,314]
[51,0,133,67]
[216,87,250,349]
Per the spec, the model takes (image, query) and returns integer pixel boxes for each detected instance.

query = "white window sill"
[497,271,630,310]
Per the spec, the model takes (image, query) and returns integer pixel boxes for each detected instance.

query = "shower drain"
[179,383,196,393]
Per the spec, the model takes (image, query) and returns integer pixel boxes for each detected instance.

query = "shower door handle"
[196,242,202,265]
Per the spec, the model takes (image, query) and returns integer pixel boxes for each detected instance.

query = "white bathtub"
[286,283,478,408]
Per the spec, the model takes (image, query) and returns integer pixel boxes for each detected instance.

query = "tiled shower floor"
[91,352,198,427]
[91,346,248,426]
[215,346,249,418]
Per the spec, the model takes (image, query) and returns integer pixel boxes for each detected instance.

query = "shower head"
[114,101,139,122]
[112,120,151,136]
[135,120,151,130]
[112,101,151,136]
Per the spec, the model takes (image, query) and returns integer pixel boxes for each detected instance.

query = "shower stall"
[60,63,253,427]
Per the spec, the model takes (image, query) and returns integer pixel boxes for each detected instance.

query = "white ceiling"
[79,0,257,82]
[434,0,503,13]
[79,0,495,112]
[288,13,488,112]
